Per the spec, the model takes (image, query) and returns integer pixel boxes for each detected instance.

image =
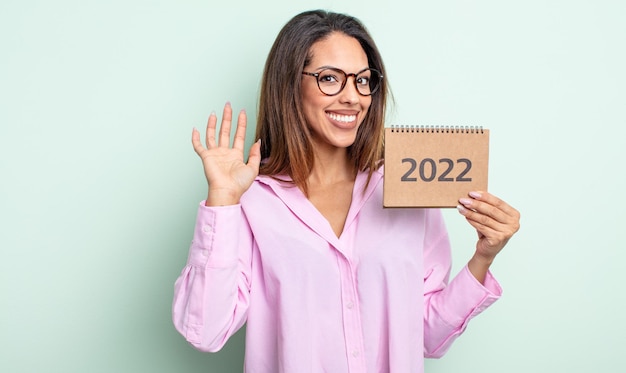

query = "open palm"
[192,103,261,206]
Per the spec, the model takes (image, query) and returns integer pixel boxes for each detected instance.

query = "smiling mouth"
[327,112,357,123]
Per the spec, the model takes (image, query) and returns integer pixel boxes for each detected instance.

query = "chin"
[332,136,358,148]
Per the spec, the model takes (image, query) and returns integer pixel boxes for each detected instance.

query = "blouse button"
[202,224,212,233]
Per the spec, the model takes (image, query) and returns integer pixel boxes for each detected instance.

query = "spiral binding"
[389,125,484,133]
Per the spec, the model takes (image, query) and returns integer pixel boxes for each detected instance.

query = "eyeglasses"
[302,67,383,96]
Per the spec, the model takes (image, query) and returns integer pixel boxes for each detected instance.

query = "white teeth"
[328,113,356,123]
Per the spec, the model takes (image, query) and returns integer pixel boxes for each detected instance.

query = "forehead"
[308,32,368,71]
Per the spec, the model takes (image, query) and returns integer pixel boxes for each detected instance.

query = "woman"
[173,9,520,373]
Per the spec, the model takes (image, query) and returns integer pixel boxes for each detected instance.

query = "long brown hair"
[256,10,388,195]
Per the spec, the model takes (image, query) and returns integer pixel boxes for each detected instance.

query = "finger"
[232,109,248,151]
[470,191,520,222]
[458,203,518,245]
[457,204,501,232]
[205,112,217,148]
[218,102,233,147]
[458,199,505,228]
[461,208,505,234]
[247,139,262,173]
[459,207,512,247]
[462,214,494,238]
[191,127,205,156]
[460,191,518,226]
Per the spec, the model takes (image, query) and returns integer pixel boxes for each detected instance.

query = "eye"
[318,72,341,84]
[356,76,370,86]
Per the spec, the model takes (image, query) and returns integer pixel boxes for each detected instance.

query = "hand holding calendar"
[383,125,490,208]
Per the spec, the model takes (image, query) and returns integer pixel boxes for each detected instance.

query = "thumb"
[247,139,262,173]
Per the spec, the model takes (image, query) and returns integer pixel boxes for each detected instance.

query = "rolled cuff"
[187,201,243,268]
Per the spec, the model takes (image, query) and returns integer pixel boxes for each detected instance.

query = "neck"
[308,147,356,187]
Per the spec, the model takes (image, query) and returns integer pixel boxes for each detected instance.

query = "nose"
[339,75,360,104]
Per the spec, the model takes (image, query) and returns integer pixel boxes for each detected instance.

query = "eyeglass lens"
[316,68,381,96]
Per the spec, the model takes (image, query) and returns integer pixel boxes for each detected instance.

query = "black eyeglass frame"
[301,67,383,97]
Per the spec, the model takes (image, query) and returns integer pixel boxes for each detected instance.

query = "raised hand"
[457,191,521,283]
[192,102,262,206]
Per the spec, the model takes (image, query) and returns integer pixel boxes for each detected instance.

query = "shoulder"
[249,174,295,194]
[240,174,304,207]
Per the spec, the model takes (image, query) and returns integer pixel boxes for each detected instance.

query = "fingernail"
[457,205,468,215]
[469,191,482,199]
[459,198,472,206]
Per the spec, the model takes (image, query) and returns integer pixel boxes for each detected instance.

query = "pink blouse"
[173,167,501,372]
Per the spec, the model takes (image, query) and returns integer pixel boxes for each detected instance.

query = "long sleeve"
[424,265,501,358]
[421,210,502,358]
[171,172,505,372]
[172,202,253,352]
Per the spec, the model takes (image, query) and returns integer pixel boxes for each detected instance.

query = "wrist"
[470,251,495,267]
[467,253,495,285]
[205,188,241,206]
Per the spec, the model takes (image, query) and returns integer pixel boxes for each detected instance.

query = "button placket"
[336,254,366,372]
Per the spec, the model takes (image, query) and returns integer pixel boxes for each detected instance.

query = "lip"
[325,110,360,129]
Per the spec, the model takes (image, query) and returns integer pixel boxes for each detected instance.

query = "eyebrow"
[312,65,370,73]
[315,65,338,70]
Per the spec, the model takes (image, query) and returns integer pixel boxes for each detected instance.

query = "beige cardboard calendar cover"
[383,126,490,208]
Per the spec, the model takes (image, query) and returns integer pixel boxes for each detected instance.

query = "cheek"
[363,96,373,109]
[302,92,333,118]
[301,86,324,113]
[360,98,373,119]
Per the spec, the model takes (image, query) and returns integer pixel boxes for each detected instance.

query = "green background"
[1,0,624,372]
